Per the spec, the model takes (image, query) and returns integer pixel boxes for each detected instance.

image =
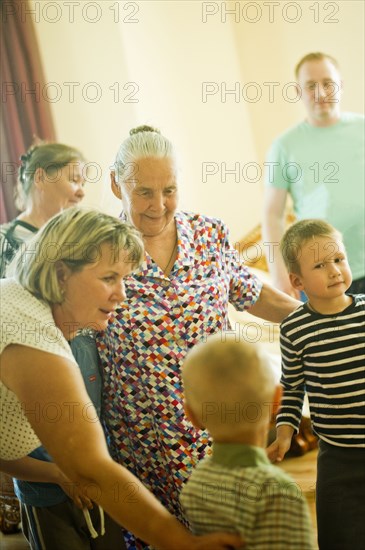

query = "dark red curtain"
[0,0,56,222]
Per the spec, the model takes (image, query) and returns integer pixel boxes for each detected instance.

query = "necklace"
[163,234,178,274]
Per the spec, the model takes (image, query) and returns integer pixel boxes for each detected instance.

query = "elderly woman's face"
[121,157,178,237]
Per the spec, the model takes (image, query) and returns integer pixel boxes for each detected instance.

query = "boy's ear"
[110,171,122,199]
[289,271,305,291]
[183,399,204,430]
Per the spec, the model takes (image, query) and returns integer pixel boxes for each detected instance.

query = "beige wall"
[31,0,364,241]
[231,0,365,164]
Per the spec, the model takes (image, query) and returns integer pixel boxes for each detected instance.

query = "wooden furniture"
[233,213,296,272]
[0,473,20,534]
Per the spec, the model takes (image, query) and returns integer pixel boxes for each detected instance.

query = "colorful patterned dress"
[98,212,262,549]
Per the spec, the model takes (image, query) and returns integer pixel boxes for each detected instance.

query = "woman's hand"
[190,532,244,549]
[0,455,94,510]
[57,472,93,510]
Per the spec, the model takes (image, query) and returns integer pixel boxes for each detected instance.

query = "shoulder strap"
[0,220,25,277]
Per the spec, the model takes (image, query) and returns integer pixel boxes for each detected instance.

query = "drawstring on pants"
[82,505,105,539]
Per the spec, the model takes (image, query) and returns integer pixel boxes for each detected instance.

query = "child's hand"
[266,425,294,463]
[266,438,291,463]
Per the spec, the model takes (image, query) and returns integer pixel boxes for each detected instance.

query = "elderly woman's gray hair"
[112,125,176,183]
[15,208,144,304]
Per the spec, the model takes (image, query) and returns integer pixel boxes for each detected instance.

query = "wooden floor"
[0,531,28,550]
[0,449,318,549]
[278,448,318,549]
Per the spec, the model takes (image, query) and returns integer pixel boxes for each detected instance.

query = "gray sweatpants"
[20,500,127,550]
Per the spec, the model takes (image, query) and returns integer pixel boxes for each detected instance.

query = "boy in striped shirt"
[267,219,365,550]
[180,335,315,549]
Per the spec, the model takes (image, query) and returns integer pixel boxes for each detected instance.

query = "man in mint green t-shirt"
[263,52,364,297]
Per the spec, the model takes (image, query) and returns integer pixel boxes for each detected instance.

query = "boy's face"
[290,235,352,301]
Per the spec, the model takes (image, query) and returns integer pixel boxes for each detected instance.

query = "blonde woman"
[0,207,242,550]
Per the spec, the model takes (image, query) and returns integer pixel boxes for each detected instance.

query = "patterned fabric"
[277,295,365,448]
[98,211,262,549]
[180,443,316,550]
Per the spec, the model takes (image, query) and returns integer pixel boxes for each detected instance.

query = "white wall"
[117,1,259,239]
[231,0,365,163]
[29,0,135,215]
[30,0,364,241]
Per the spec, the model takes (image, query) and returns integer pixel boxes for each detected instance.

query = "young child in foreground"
[267,219,365,550]
[180,335,315,549]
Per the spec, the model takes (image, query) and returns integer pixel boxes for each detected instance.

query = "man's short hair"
[280,219,342,274]
[295,52,340,79]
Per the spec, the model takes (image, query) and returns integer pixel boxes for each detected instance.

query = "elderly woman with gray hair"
[0,207,242,550]
[100,125,300,549]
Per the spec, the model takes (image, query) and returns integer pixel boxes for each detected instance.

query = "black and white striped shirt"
[276,294,365,448]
